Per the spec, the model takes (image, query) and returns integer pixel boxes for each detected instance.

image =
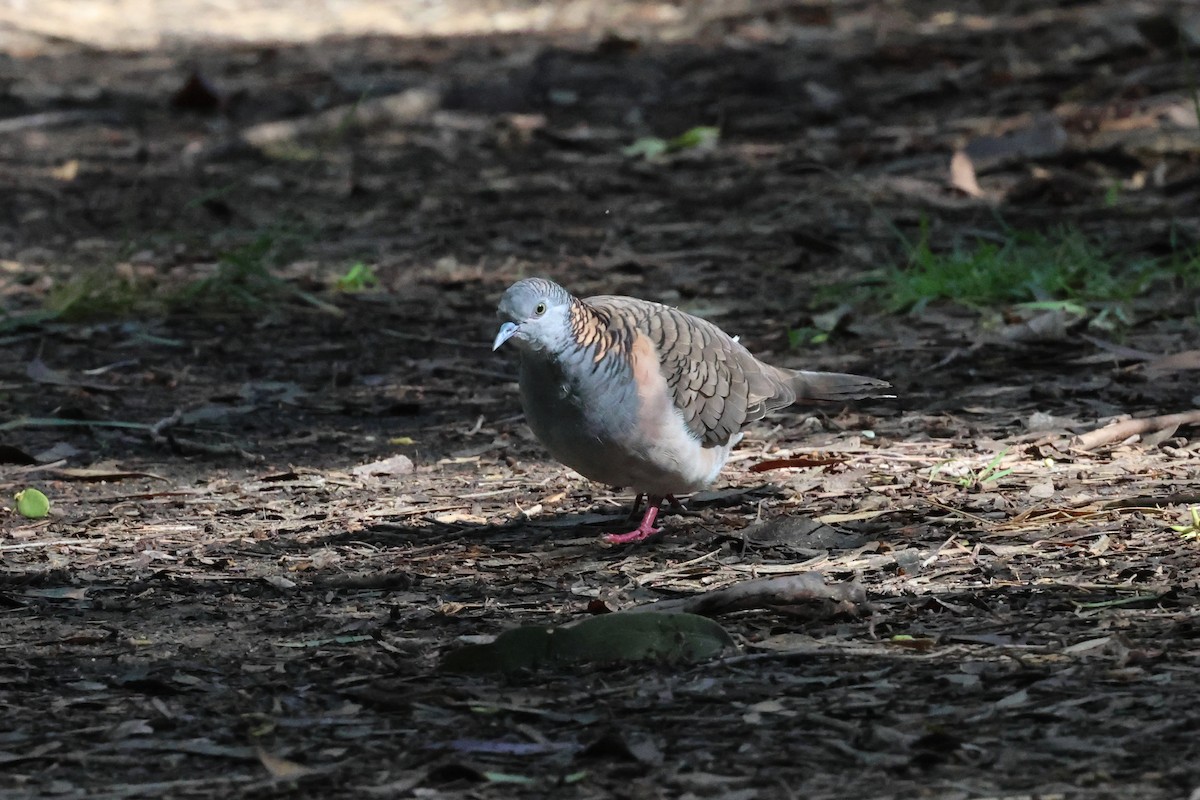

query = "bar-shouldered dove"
[493,278,891,544]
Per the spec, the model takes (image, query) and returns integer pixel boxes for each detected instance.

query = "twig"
[149,409,183,438]
[625,573,866,616]
[0,540,80,552]
[1074,410,1200,451]
[0,109,123,134]
[146,408,259,460]
[166,437,261,460]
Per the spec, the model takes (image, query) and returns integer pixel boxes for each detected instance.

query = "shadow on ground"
[2,1,1200,797]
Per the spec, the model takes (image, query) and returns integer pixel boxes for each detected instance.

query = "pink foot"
[604,499,662,544]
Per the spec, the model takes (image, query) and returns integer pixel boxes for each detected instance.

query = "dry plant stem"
[0,109,123,133]
[148,409,260,460]
[1074,409,1200,451]
[626,573,866,616]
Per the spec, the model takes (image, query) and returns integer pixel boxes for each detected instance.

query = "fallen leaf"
[352,455,414,479]
[1143,350,1200,378]
[483,772,537,785]
[816,509,890,524]
[433,511,487,525]
[23,587,87,600]
[1029,480,1056,499]
[106,719,153,739]
[51,466,168,482]
[749,455,844,473]
[33,442,81,463]
[949,150,984,197]
[994,688,1030,708]
[257,748,314,780]
[50,160,79,181]
[26,358,116,392]
[262,575,297,590]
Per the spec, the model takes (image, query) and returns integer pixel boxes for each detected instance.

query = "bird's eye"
[534,302,547,315]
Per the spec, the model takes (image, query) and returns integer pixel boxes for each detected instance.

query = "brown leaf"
[51,465,168,482]
[949,150,984,197]
[749,455,844,473]
[1029,480,1056,499]
[352,454,415,479]
[257,748,314,780]
[1142,350,1200,378]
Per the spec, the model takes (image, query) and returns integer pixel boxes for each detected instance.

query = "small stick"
[1074,410,1200,451]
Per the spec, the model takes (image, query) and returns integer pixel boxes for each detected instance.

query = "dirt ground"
[2,1,1200,797]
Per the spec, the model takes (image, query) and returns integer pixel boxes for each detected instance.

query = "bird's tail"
[789,370,893,403]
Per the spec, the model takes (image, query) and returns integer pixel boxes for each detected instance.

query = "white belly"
[518,357,730,495]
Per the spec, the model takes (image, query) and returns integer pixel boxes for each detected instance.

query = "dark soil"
[2,1,1200,797]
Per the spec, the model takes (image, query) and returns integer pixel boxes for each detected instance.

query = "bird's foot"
[666,494,698,516]
[604,499,662,544]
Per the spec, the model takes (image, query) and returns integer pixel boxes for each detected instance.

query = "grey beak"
[492,321,519,351]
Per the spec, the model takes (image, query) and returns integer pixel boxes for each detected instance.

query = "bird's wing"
[585,295,793,446]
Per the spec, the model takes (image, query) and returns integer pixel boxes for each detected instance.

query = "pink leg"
[604,495,663,544]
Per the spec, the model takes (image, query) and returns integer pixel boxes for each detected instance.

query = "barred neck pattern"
[567,298,634,368]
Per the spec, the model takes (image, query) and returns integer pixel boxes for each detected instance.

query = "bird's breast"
[515,335,731,494]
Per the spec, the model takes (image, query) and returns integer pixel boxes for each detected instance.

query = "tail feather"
[790,370,893,403]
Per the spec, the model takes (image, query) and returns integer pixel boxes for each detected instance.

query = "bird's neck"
[566,299,633,367]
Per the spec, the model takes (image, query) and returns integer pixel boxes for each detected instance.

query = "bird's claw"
[603,525,663,545]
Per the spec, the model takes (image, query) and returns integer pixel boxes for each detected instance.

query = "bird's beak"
[492,321,519,351]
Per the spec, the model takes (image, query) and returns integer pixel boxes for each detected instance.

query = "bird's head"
[493,278,574,353]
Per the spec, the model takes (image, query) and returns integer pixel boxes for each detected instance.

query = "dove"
[493,278,891,544]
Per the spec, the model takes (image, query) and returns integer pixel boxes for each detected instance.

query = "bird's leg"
[604,495,664,544]
[627,492,646,520]
[664,494,702,518]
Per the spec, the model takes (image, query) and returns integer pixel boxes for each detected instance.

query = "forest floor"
[2,1,1200,797]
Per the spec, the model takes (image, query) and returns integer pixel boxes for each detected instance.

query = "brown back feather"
[583,295,798,446]
[582,295,891,446]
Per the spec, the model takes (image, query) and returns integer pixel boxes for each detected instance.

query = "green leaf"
[334,262,378,292]
[621,137,669,159]
[15,488,50,519]
[622,127,720,160]
[1170,506,1200,539]
[1014,300,1089,315]
[668,126,720,150]
[483,772,537,785]
[787,327,825,349]
[440,613,734,674]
